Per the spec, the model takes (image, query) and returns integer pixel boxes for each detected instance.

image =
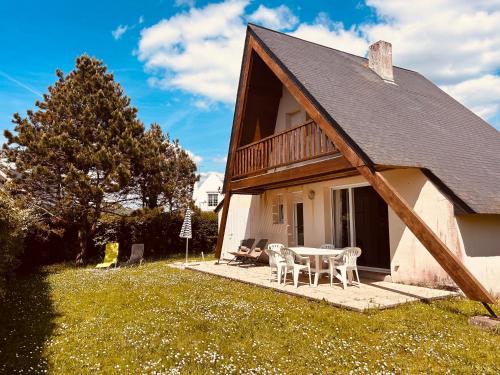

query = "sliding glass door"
[332,186,390,270]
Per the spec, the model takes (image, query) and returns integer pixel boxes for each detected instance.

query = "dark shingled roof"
[248,24,500,215]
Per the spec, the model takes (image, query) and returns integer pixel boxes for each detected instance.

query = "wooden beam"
[215,192,232,260]
[231,170,360,195]
[222,36,257,193]
[217,36,258,259]
[231,156,353,191]
[250,32,495,303]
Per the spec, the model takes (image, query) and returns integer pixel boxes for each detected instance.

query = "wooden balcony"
[233,120,340,179]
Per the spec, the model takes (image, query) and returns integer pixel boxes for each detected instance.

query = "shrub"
[0,190,30,298]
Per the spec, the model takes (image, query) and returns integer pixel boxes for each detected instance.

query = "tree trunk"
[75,223,88,266]
[148,194,158,209]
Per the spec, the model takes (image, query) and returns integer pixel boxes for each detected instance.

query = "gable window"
[272,195,285,224]
[207,193,218,207]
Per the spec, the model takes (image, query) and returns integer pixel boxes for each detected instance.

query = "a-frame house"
[216,24,500,309]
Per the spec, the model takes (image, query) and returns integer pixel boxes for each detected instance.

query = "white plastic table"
[289,247,343,286]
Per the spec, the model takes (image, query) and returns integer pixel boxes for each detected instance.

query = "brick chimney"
[368,40,394,82]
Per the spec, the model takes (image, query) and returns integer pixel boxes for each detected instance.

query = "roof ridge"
[247,23,418,74]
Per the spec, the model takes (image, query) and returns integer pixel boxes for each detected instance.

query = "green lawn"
[1,259,498,374]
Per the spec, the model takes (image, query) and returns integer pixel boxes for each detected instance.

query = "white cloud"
[363,0,500,84]
[175,0,195,7]
[0,70,42,97]
[360,0,500,122]
[186,150,203,165]
[136,0,500,123]
[138,0,249,102]
[442,74,500,120]
[212,155,227,164]
[136,1,367,105]
[249,5,298,30]
[290,13,368,56]
[112,25,129,40]
[193,99,212,110]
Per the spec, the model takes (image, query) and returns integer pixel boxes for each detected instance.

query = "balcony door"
[332,185,390,271]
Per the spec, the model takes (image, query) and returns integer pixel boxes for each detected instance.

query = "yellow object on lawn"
[95,242,119,269]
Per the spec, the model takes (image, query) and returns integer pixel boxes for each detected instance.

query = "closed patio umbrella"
[179,208,192,265]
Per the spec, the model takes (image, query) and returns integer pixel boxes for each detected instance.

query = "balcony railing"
[233,120,339,178]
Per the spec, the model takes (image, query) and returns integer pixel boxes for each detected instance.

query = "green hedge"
[17,207,218,267]
[0,190,29,298]
[93,208,218,262]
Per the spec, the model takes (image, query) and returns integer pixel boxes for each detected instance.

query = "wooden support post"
[215,192,232,261]
[217,37,254,261]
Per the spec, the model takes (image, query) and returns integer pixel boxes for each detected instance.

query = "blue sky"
[1,1,499,175]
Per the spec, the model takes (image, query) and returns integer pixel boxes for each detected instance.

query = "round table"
[289,247,343,286]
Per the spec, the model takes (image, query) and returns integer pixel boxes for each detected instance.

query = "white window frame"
[207,193,218,207]
[330,183,369,247]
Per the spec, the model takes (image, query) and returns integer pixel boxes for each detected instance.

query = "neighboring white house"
[193,172,224,212]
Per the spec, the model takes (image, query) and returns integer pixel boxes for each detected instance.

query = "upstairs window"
[207,193,219,207]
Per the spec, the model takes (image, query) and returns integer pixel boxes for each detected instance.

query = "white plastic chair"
[281,248,312,288]
[265,244,286,283]
[327,247,362,289]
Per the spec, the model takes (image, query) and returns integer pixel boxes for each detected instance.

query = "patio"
[181,261,458,312]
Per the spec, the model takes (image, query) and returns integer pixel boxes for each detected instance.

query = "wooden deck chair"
[239,239,268,264]
[124,243,144,266]
[96,242,119,269]
[227,238,255,264]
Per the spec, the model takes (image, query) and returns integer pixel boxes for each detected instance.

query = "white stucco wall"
[221,167,500,296]
[383,168,500,296]
[218,194,260,259]
[274,86,307,134]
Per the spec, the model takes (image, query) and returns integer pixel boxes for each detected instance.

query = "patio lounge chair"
[265,245,286,283]
[327,247,362,289]
[238,239,268,264]
[282,248,312,288]
[96,242,119,269]
[123,243,144,266]
[227,238,255,264]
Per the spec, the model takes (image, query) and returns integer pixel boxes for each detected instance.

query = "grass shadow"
[0,269,57,373]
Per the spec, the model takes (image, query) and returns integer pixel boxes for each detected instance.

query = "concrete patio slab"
[174,261,458,312]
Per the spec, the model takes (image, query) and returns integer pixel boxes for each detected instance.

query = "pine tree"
[4,55,144,264]
[134,123,198,210]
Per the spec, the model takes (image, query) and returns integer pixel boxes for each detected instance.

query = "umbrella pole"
[185,238,189,264]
